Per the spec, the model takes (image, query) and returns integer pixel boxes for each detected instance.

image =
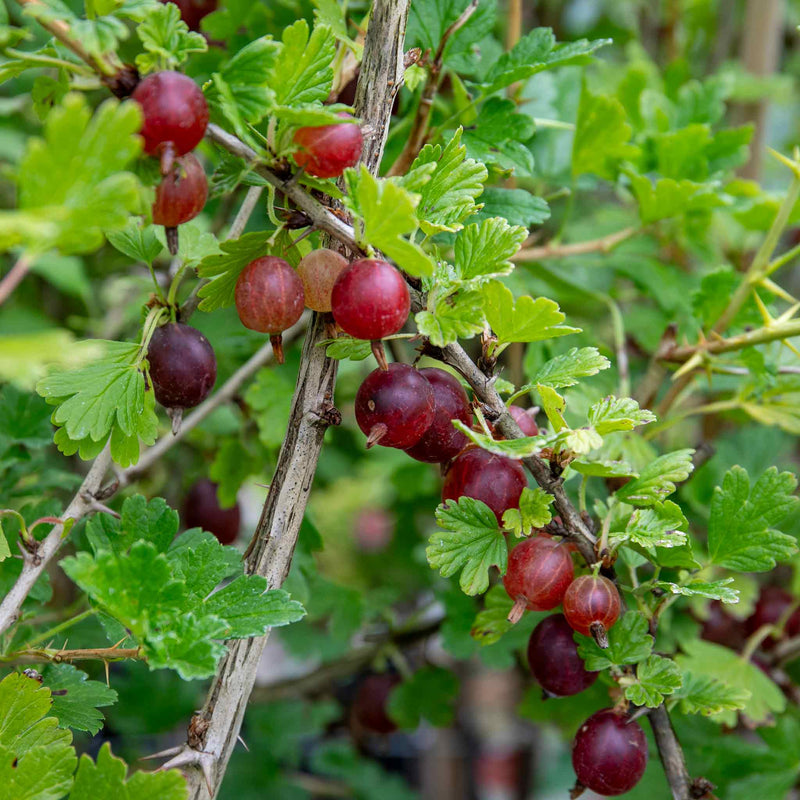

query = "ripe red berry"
[132,71,209,169]
[404,368,472,463]
[572,708,648,796]
[503,536,574,623]
[183,478,240,545]
[147,322,216,410]
[234,256,305,363]
[152,153,208,227]
[563,575,621,645]
[331,259,410,342]
[352,673,400,735]
[296,248,349,312]
[441,447,526,524]
[161,0,217,31]
[527,614,597,697]
[744,585,800,650]
[355,363,434,449]
[293,118,363,178]
[508,405,539,436]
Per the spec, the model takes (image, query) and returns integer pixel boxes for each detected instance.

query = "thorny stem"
[1,645,142,664]
[0,253,34,307]
[511,226,639,262]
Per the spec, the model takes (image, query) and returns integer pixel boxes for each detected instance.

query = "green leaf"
[204,579,305,637]
[243,366,295,449]
[0,530,9,562]
[482,28,609,95]
[477,187,550,228]
[624,655,682,708]
[674,639,785,724]
[654,579,739,604]
[502,488,553,537]
[630,174,725,224]
[453,217,527,283]
[105,223,163,266]
[615,449,695,506]
[588,396,656,435]
[571,459,638,478]
[1,94,142,255]
[428,498,507,595]
[707,466,799,572]
[526,347,610,389]
[343,165,434,277]
[469,584,542,649]
[411,128,487,234]
[321,336,372,361]
[36,341,158,468]
[576,611,653,671]
[610,500,688,550]
[135,3,206,73]
[572,88,638,180]
[452,420,547,459]
[209,438,256,508]
[269,20,335,107]
[0,672,76,800]
[387,667,459,729]
[671,670,750,717]
[415,289,485,347]
[0,384,54,449]
[42,664,117,735]
[196,231,272,311]
[460,97,534,175]
[483,281,579,346]
[537,384,567,431]
[69,742,186,799]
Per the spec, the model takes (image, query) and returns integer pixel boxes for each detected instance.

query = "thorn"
[104,661,110,686]
[627,705,653,723]
[237,734,249,752]
[110,636,128,650]
[141,745,184,761]
[201,757,215,797]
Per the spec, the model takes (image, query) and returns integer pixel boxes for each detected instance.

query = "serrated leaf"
[477,187,550,228]
[42,664,117,735]
[1,94,142,255]
[452,420,548,459]
[135,3,206,72]
[453,217,526,283]
[204,579,305,637]
[576,611,653,671]
[630,174,726,224]
[428,498,507,595]
[196,231,272,311]
[483,281,579,346]
[343,165,434,277]
[707,466,799,571]
[526,347,610,389]
[615,449,695,506]
[654,579,739,604]
[387,667,459,729]
[671,671,750,716]
[320,336,372,361]
[269,20,335,107]
[572,88,638,179]
[460,97,535,175]
[502,488,553,537]
[415,289,485,346]
[610,500,688,550]
[624,655,682,707]
[588,396,656,435]
[571,459,638,478]
[412,128,487,234]
[482,28,609,95]
[105,222,163,266]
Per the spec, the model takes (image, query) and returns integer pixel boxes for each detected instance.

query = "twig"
[511,226,639,262]
[386,0,479,176]
[648,705,692,800]
[0,253,34,306]
[2,645,142,664]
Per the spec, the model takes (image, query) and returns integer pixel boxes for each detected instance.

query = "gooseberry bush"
[1,1,800,799]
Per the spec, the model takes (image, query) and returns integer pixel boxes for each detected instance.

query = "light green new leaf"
[707,466,799,572]
[610,500,688,550]
[452,420,549,459]
[106,223,163,266]
[135,3,206,73]
[269,20,335,107]
[412,129,487,234]
[453,217,527,283]
[526,347,610,389]
[502,488,554,537]
[571,459,638,478]
[670,671,750,717]
[654,579,739,604]
[415,290,485,346]
[624,655,682,708]
[576,612,653,671]
[483,281,579,346]
[478,187,550,228]
[615,449,695,506]
[629,174,726,224]
[388,667,459,729]
[0,529,10,562]
[588,396,656,435]
[43,664,117,735]
[69,742,186,800]
[537,384,567,432]
[572,89,638,180]
[428,498,507,595]
[482,28,609,95]
[1,94,142,255]
[344,165,434,277]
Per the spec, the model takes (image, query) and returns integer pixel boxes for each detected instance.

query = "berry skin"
[744,585,800,650]
[508,405,539,436]
[352,673,400,735]
[527,614,597,697]
[183,478,240,545]
[355,363,434,449]
[572,709,648,796]
[234,256,305,363]
[296,248,349,312]
[293,118,363,178]
[404,368,472,463]
[442,447,526,524]
[132,71,209,166]
[152,153,208,228]
[700,600,746,649]
[147,323,216,410]
[331,259,410,342]
[161,0,217,31]
[563,575,621,645]
[503,536,574,623]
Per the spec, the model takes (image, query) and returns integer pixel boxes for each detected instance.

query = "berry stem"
[507,597,526,625]
[365,423,388,449]
[165,226,179,256]
[270,334,285,364]
[371,340,388,370]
